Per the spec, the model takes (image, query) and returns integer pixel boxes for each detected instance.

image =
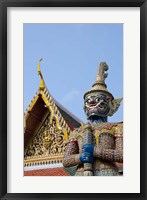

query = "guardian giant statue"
[63,62,123,176]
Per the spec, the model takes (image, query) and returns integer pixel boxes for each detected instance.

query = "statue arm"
[93,134,123,163]
[63,140,81,167]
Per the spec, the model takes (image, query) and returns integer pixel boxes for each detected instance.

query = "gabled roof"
[24,60,85,175]
[54,98,83,129]
[24,86,83,149]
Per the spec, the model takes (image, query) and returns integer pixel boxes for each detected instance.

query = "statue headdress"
[84,62,114,100]
[84,62,122,116]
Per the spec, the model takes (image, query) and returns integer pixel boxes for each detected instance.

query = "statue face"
[84,93,110,119]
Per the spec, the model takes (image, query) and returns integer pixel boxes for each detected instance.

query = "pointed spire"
[95,62,108,85]
[84,62,114,100]
[92,62,109,90]
[38,58,45,90]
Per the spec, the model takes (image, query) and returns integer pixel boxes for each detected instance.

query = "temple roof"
[24,60,85,176]
[24,165,122,176]
[24,86,83,149]
[54,98,83,129]
[24,167,70,176]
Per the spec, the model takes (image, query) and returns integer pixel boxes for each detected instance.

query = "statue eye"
[86,99,91,103]
[95,98,99,102]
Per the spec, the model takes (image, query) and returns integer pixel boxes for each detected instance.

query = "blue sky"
[24,24,123,123]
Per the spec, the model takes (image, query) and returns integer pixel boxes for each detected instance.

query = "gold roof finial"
[38,58,45,90]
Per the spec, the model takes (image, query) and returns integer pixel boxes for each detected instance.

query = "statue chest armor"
[72,123,121,175]
[74,123,117,153]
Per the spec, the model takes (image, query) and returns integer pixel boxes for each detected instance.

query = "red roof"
[24,167,69,176]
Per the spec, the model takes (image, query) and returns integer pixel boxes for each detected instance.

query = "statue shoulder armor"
[68,125,87,141]
[114,122,123,137]
[68,130,77,142]
[91,122,123,137]
[91,122,121,132]
[68,122,123,141]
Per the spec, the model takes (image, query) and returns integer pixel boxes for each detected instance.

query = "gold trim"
[25,95,39,121]
[94,128,115,145]
[85,123,92,132]
[53,115,62,130]
[38,58,45,90]
[80,122,84,127]
[24,155,63,167]
[40,91,54,124]
[40,90,70,135]
[94,130,99,146]
[28,95,39,111]
[62,128,69,142]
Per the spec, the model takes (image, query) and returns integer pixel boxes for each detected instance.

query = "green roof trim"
[64,166,77,176]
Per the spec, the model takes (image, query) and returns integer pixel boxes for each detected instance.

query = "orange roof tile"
[24,167,69,176]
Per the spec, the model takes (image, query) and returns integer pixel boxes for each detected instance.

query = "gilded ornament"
[38,58,45,90]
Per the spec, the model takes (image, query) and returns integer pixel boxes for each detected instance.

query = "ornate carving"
[24,114,66,159]
[108,98,123,116]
